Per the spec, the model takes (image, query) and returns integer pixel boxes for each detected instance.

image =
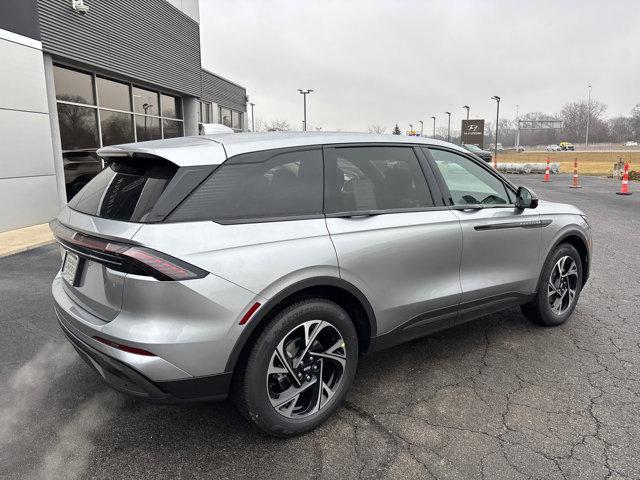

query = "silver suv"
[51,132,591,437]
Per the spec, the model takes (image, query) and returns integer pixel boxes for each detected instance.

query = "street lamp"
[249,102,256,132]
[463,105,470,120]
[298,89,313,131]
[585,85,592,148]
[491,96,501,168]
[431,116,436,138]
[445,112,451,142]
[419,120,424,137]
[515,104,520,149]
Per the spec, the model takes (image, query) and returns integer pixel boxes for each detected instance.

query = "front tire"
[521,243,583,327]
[233,298,358,437]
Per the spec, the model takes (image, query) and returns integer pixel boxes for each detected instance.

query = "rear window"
[68,157,178,222]
[169,148,323,223]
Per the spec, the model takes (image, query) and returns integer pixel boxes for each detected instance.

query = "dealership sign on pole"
[461,119,485,149]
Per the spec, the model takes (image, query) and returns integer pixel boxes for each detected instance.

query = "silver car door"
[426,147,542,324]
[323,145,463,345]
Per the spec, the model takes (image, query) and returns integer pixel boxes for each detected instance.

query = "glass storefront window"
[54,65,184,150]
[163,119,183,139]
[198,101,211,123]
[97,77,131,111]
[232,111,242,130]
[100,110,134,146]
[53,66,95,105]
[57,104,99,150]
[161,94,182,119]
[133,87,159,116]
[135,115,161,141]
[220,107,232,127]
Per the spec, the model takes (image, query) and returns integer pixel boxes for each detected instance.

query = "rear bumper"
[57,314,231,403]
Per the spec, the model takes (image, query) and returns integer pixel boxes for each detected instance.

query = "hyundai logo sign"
[461,119,485,148]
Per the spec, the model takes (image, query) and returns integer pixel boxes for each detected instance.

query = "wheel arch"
[542,229,590,288]
[224,277,377,374]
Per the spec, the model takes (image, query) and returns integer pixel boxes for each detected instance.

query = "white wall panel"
[0,109,55,178]
[0,175,59,232]
[0,36,48,113]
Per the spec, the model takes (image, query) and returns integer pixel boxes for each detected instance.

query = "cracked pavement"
[1,174,639,479]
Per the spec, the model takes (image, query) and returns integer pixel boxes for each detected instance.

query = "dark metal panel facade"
[201,69,246,111]
[37,0,201,96]
[0,0,41,40]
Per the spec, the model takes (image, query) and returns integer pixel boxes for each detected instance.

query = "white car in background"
[546,144,562,151]
[624,141,638,147]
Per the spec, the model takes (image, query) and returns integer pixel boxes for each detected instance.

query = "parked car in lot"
[515,145,525,153]
[559,142,575,151]
[462,143,492,162]
[51,132,591,437]
[488,142,504,151]
[546,144,562,152]
[624,141,638,147]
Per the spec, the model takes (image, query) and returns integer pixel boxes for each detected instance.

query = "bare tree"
[608,117,634,143]
[261,119,291,132]
[367,124,386,134]
[561,99,607,143]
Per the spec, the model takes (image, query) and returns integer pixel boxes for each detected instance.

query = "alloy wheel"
[266,320,347,418]
[547,255,579,315]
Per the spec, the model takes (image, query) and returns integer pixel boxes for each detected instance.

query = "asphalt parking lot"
[1,174,639,480]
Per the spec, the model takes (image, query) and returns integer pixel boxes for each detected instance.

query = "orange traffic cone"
[543,157,551,182]
[616,161,632,195]
[570,158,581,188]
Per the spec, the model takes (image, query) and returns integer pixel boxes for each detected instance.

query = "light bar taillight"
[122,247,202,280]
[51,220,208,281]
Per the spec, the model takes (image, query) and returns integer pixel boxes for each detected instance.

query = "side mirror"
[516,186,538,209]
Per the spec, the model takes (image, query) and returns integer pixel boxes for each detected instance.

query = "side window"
[169,149,323,222]
[325,147,433,213]
[428,149,512,206]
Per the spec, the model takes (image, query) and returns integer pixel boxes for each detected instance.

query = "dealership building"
[0,0,248,232]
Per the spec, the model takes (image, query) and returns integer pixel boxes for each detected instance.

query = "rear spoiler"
[97,136,227,167]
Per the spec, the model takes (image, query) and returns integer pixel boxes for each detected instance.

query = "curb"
[0,224,55,258]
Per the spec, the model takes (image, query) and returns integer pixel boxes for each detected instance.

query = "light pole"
[249,102,255,132]
[445,112,451,142]
[491,96,501,168]
[419,120,424,137]
[298,89,313,131]
[585,85,592,148]
[463,105,470,120]
[431,116,436,138]
[142,103,153,139]
[515,104,520,148]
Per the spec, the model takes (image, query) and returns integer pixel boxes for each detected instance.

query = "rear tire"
[521,243,583,327]
[233,298,358,437]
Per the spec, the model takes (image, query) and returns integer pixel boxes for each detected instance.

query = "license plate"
[61,250,81,286]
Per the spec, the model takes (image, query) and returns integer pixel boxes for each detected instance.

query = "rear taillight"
[50,220,207,281]
[120,246,205,280]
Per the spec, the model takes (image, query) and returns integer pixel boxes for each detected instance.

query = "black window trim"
[422,146,519,210]
[322,143,448,218]
[167,145,326,225]
[167,142,522,226]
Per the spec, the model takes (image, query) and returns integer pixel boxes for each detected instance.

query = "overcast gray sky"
[200,0,639,133]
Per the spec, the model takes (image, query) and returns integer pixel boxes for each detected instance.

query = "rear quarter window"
[68,157,178,222]
[168,148,324,223]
